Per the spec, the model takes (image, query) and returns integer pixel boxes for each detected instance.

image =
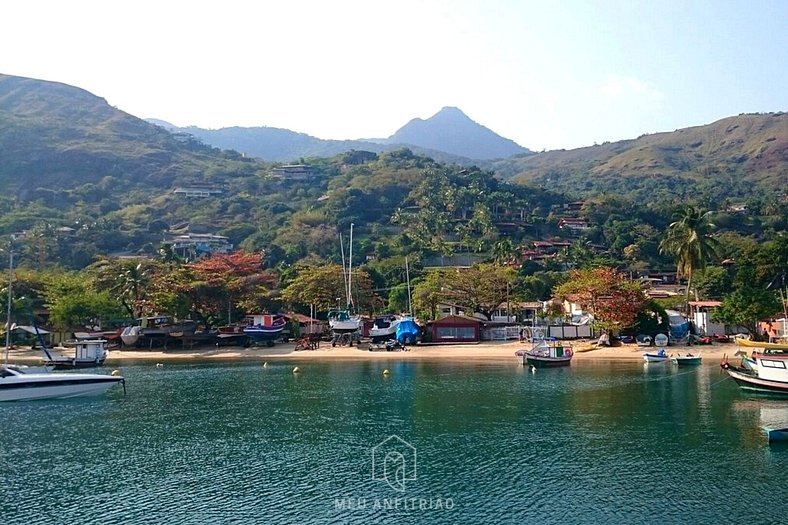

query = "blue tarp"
[396,319,420,344]
[666,310,690,341]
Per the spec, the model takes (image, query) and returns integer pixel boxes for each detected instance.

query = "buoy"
[292,366,300,374]
[156,363,164,368]
[263,362,268,368]
[531,365,537,374]
[383,369,390,375]
[111,369,122,377]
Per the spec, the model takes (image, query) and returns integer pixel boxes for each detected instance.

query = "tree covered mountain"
[0,72,785,277]
[493,112,787,202]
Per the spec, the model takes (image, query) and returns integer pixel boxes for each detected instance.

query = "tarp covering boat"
[666,310,690,342]
[396,319,419,345]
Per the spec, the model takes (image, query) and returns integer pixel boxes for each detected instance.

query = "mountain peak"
[388,107,528,160]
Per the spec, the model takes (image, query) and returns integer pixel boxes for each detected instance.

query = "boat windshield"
[1,366,21,377]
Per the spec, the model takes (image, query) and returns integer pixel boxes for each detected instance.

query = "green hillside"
[494,113,787,201]
[0,73,258,195]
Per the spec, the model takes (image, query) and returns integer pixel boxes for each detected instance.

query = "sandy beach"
[3,339,740,366]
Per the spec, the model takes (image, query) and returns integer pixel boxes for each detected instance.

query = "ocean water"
[1,359,786,524]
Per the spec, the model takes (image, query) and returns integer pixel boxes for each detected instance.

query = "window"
[760,359,786,369]
[436,326,476,340]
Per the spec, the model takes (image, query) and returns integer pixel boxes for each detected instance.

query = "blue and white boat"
[243,314,286,346]
[643,348,670,363]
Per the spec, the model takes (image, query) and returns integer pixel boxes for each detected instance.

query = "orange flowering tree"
[553,267,646,332]
[182,251,275,325]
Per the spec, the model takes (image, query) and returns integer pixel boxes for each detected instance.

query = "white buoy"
[263,362,268,368]
[293,366,300,374]
[156,363,163,368]
[111,369,122,377]
[531,365,536,374]
[383,369,390,376]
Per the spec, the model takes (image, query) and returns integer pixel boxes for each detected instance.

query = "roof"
[688,301,722,308]
[430,315,483,325]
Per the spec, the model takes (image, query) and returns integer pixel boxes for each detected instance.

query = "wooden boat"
[735,339,788,351]
[643,348,669,363]
[243,314,286,346]
[671,353,702,366]
[763,427,788,443]
[515,338,573,368]
[721,352,788,395]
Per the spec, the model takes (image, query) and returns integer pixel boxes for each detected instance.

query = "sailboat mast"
[348,223,354,310]
[405,256,412,315]
[5,248,13,363]
[339,232,348,308]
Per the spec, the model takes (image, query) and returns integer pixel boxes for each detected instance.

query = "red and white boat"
[721,351,788,395]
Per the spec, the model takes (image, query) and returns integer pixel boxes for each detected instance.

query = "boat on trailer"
[243,314,286,346]
[515,337,573,368]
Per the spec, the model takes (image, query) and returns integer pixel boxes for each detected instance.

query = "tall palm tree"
[659,205,721,305]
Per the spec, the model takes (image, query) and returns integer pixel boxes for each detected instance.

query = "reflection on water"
[1,360,786,524]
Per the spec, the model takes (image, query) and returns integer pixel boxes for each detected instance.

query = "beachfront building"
[427,315,482,343]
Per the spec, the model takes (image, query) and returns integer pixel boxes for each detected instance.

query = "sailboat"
[329,224,361,342]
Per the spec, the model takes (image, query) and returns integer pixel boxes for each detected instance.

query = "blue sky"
[2,0,785,150]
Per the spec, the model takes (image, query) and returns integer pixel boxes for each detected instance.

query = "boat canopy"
[396,319,420,344]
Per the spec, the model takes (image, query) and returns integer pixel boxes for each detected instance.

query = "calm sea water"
[1,359,786,524]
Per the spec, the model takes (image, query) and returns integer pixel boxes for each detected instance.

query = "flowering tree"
[183,251,274,325]
[553,267,646,331]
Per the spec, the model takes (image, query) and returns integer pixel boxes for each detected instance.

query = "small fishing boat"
[671,353,702,366]
[243,314,286,346]
[515,337,573,368]
[763,427,788,443]
[643,348,669,363]
[44,339,108,369]
[721,352,788,395]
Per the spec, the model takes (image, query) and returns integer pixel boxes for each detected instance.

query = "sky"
[2,0,786,151]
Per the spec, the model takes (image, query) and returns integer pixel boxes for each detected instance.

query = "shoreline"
[3,339,741,366]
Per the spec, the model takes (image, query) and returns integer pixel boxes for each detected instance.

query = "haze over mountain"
[149,107,530,162]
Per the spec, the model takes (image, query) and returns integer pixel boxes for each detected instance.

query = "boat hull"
[643,353,670,363]
[525,356,572,368]
[764,427,788,442]
[0,375,123,402]
[735,339,788,350]
[725,368,788,395]
[671,356,702,366]
[45,358,107,370]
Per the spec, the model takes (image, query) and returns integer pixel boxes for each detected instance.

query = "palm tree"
[659,205,721,305]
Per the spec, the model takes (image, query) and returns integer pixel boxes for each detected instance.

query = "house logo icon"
[371,435,417,492]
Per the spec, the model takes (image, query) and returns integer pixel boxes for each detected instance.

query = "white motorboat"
[369,314,401,342]
[0,364,124,402]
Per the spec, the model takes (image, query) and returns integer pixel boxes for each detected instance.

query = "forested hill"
[493,112,787,202]
[0,73,260,197]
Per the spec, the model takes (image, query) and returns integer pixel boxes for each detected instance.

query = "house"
[558,217,589,231]
[173,183,224,198]
[169,233,233,258]
[427,315,483,343]
[271,164,317,181]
